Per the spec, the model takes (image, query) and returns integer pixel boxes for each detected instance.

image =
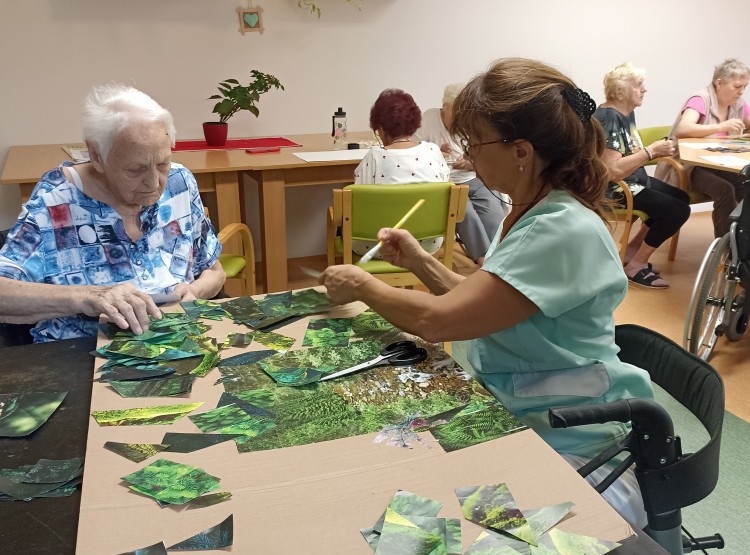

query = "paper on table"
[679,142,721,149]
[61,144,90,162]
[698,155,750,168]
[293,150,369,163]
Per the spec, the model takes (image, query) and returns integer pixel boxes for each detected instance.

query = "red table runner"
[172,137,301,152]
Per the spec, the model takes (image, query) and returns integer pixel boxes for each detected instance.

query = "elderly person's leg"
[624,182,691,288]
[691,167,739,238]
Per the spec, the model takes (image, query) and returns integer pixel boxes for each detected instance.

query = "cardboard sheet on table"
[77,298,635,554]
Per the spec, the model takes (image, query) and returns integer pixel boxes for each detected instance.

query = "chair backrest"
[615,324,724,514]
[638,126,672,167]
[345,182,455,241]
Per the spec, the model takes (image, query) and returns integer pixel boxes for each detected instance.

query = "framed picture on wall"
[237,7,264,35]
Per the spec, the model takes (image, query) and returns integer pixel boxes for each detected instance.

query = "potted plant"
[204,70,284,146]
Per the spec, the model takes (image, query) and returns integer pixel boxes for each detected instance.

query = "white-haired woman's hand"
[78,283,161,335]
[649,139,675,159]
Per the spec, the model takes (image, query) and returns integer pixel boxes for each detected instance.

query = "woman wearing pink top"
[657,58,750,237]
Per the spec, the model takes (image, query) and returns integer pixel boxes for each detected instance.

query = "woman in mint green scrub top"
[320,58,654,528]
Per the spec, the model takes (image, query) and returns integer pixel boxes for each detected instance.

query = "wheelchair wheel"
[686,234,736,360]
[725,291,748,341]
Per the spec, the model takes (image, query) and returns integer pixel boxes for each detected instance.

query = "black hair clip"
[562,87,596,124]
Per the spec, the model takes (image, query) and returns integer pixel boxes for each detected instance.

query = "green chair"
[326,183,468,287]
[218,222,256,296]
[639,125,709,261]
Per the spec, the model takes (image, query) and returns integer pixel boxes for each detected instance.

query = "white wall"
[2,0,749,256]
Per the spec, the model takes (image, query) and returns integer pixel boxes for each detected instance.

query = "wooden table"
[0,132,372,293]
[677,137,750,172]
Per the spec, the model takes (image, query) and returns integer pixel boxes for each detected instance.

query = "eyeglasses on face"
[460,138,511,156]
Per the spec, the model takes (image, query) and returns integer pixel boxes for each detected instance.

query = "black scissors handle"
[387,347,428,366]
[380,340,417,357]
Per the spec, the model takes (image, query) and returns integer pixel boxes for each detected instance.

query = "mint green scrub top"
[468,190,654,458]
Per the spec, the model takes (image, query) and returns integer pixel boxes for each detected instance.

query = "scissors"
[319,340,428,381]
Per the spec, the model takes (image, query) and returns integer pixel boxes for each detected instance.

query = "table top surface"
[677,136,750,173]
[0,296,668,555]
[0,132,374,185]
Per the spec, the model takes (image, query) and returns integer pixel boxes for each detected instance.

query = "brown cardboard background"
[75,294,634,554]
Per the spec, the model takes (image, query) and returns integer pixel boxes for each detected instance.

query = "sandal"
[627,266,669,289]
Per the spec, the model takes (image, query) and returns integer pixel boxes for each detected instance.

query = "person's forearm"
[607,150,650,181]
[409,253,465,295]
[0,278,81,323]
[673,121,723,138]
[189,264,226,299]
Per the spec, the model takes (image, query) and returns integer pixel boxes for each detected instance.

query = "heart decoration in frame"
[237,7,264,35]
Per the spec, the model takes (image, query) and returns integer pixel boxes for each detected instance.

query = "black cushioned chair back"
[615,324,724,515]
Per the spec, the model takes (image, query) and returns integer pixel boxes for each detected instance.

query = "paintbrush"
[357,199,425,266]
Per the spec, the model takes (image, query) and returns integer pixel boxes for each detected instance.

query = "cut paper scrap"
[220,331,254,350]
[456,483,536,545]
[524,502,575,539]
[99,365,175,382]
[216,391,275,419]
[188,404,276,438]
[253,330,296,352]
[167,514,233,550]
[0,457,83,501]
[161,432,241,453]
[122,459,220,505]
[374,414,432,449]
[465,531,526,554]
[104,442,170,463]
[0,392,67,437]
[361,490,443,550]
[185,491,232,510]
[428,400,526,452]
[303,317,353,347]
[217,348,277,367]
[351,309,397,340]
[117,542,168,555]
[117,541,168,555]
[92,402,204,426]
[530,528,620,555]
[289,287,335,314]
[108,375,196,398]
[375,507,447,554]
[180,299,229,321]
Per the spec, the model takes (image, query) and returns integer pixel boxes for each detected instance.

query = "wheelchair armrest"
[549,399,633,428]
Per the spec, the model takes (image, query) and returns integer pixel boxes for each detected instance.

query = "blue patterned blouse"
[0,162,221,341]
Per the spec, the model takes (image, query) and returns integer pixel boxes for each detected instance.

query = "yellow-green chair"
[218,223,256,297]
[639,125,709,260]
[326,183,468,287]
[608,180,650,263]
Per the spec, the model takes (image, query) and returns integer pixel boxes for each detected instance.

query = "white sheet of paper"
[698,155,750,168]
[293,150,369,163]
[679,142,721,149]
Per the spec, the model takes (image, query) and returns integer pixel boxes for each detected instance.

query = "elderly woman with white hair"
[0,84,225,341]
[593,62,690,289]
[656,58,750,237]
[415,83,509,265]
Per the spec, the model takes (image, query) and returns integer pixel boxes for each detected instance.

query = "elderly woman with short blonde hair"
[593,62,690,289]
[657,58,750,237]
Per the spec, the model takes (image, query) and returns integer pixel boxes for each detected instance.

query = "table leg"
[257,169,288,293]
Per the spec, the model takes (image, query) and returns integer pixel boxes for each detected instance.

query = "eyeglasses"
[460,138,511,156]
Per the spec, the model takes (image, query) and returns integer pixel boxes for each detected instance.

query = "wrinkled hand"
[650,139,675,158]
[377,228,428,271]
[440,142,452,155]
[318,265,374,305]
[720,118,745,135]
[172,283,197,302]
[80,283,161,334]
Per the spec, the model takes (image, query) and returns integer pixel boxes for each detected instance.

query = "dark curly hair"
[451,58,611,221]
[369,89,422,138]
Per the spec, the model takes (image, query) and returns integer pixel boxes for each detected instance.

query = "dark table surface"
[0,336,96,555]
[0,336,668,555]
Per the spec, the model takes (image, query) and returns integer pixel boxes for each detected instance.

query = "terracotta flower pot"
[202,122,228,147]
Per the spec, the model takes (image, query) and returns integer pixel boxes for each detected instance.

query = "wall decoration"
[237,7,264,35]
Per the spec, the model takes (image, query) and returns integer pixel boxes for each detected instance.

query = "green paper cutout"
[22,457,83,484]
[0,392,67,437]
[456,483,536,545]
[253,330,296,352]
[117,541,168,555]
[92,402,203,426]
[185,491,232,510]
[166,514,233,550]
[465,531,526,555]
[122,459,220,505]
[104,441,170,463]
[530,528,620,555]
[375,507,446,554]
[302,317,352,347]
[108,374,196,398]
[218,349,276,367]
[189,404,276,438]
[161,433,241,453]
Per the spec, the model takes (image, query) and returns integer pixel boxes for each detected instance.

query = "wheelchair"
[550,325,725,555]
[684,164,750,361]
